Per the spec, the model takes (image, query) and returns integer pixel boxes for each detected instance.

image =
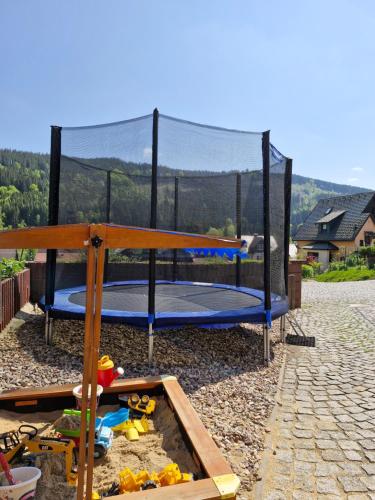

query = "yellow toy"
[118,463,192,493]
[112,415,149,441]
[119,467,160,492]
[127,394,156,415]
[0,425,77,486]
[158,463,192,486]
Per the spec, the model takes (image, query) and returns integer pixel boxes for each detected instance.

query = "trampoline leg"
[148,324,154,366]
[45,312,53,345]
[280,315,286,343]
[263,324,270,365]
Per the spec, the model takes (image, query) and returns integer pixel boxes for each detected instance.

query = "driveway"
[257,280,375,499]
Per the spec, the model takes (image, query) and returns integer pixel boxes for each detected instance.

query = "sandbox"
[0,376,239,499]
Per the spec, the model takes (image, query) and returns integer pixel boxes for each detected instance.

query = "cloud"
[143,147,152,160]
[352,166,363,172]
[347,177,359,184]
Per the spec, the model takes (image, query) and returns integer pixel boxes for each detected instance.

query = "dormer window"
[325,208,332,215]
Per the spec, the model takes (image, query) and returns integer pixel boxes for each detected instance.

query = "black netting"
[47,111,291,324]
[269,145,287,299]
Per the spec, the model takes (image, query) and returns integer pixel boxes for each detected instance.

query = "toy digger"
[127,393,156,417]
[118,463,192,493]
[0,424,77,485]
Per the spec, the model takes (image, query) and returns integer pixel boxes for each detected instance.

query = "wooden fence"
[0,269,30,331]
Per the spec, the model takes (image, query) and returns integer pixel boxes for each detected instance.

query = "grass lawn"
[315,267,375,282]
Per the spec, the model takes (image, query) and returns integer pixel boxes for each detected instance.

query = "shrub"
[328,260,346,271]
[0,258,25,279]
[302,264,314,279]
[310,261,321,274]
[359,246,375,257]
[345,253,366,268]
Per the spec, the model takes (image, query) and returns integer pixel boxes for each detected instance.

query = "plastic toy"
[0,425,77,485]
[112,415,149,441]
[54,409,113,459]
[73,384,103,409]
[126,393,156,416]
[101,408,129,428]
[158,463,192,486]
[118,464,192,493]
[0,451,15,485]
[119,467,160,493]
[97,355,124,387]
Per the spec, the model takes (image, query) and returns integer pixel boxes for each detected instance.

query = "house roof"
[316,209,346,224]
[295,191,375,242]
[303,241,338,251]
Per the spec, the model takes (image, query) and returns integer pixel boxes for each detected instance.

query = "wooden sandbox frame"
[0,376,240,499]
[0,223,241,499]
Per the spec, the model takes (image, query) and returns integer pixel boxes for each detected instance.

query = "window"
[325,207,332,215]
[360,240,364,247]
[321,223,328,232]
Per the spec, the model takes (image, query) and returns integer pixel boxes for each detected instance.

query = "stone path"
[257,281,375,499]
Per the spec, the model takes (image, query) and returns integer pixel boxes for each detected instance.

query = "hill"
[0,148,369,236]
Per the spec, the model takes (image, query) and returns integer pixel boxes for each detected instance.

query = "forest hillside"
[0,149,369,236]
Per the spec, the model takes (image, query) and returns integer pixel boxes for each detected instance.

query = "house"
[294,191,375,269]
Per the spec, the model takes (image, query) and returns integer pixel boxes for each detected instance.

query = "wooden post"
[85,227,106,497]
[76,243,96,499]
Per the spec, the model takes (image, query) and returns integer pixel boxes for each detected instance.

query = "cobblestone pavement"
[258,281,375,500]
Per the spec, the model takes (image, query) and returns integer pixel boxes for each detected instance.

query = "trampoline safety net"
[45,110,292,328]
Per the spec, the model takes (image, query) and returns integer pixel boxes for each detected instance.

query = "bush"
[359,246,375,257]
[0,258,25,279]
[345,253,366,268]
[359,246,375,269]
[328,260,346,271]
[302,264,314,279]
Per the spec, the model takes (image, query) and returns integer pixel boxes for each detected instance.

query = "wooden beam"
[104,224,240,249]
[0,377,165,403]
[163,379,233,478]
[0,223,240,251]
[114,478,222,499]
[0,224,89,249]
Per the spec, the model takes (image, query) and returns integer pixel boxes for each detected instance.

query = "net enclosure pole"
[148,108,159,364]
[45,125,61,344]
[282,158,292,343]
[172,176,179,281]
[104,170,111,283]
[262,130,271,364]
[235,173,242,287]
[284,159,292,297]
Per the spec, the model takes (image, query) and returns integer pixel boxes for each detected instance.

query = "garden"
[302,245,375,282]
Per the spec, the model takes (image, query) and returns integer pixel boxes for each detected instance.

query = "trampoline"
[43,109,293,363]
[41,280,288,328]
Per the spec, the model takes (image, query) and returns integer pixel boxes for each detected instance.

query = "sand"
[0,397,200,499]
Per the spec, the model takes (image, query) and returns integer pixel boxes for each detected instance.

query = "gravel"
[0,305,284,498]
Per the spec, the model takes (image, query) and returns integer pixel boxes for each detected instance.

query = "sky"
[1,0,375,188]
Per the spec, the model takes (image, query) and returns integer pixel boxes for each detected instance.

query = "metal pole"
[172,176,179,281]
[104,170,111,282]
[235,173,242,287]
[45,125,61,345]
[284,159,292,297]
[262,131,271,364]
[148,108,159,364]
[263,324,270,365]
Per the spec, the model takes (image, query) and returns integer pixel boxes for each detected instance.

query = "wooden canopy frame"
[0,223,240,499]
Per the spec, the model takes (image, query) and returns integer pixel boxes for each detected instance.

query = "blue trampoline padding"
[40,280,288,328]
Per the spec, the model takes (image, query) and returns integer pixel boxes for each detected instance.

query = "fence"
[0,269,30,331]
